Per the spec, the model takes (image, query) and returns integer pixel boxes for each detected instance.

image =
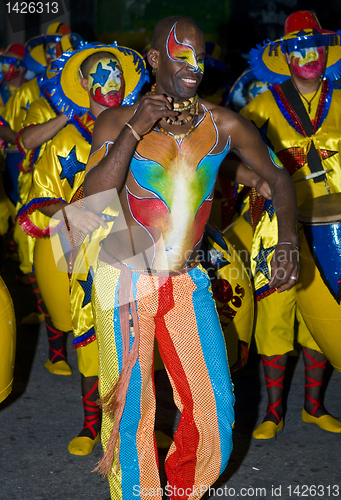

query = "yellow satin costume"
[0,77,41,273]
[18,112,99,376]
[240,80,341,360]
[16,94,59,269]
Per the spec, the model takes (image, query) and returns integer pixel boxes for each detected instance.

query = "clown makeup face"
[0,56,22,81]
[166,23,204,75]
[288,46,325,80]
[87,57,125,108]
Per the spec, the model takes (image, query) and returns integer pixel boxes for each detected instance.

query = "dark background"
[1,0,340,57]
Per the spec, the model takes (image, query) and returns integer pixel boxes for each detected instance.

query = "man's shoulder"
[96,104,136,126]
[91,104,137,145]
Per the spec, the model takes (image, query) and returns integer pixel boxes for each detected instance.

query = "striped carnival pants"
[92,253,235,500]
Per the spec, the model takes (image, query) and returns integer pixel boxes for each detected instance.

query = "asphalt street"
[1,251,341,500]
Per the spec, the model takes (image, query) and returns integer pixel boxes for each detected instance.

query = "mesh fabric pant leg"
[155,266,235,500]
[93,262,161,500]
[93,261,235,500]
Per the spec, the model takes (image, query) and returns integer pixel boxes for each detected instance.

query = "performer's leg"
[68,340,101,454]
[156,267,234,500]
[93,262,161,500]
[13,219,32,283]
[23,271,45,324]
[253,289,297,439]
[252,354,287,439]
[68,374,101,455]
[34,238,72,375]
[301,347,341,432]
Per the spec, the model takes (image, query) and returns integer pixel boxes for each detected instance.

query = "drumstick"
[294,169,332,182]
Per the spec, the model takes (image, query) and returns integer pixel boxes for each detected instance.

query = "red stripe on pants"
[154,277,199,500]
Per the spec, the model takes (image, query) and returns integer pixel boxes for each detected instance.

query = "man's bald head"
[151,16,204,51]
[80,51,119,80]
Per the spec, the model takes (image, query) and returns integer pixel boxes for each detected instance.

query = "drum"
[201,221,254,371]
[296,193,341,372]
[0,277,16,403]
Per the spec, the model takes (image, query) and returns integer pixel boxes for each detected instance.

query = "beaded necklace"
[150,84,200,140]
[158,100,199,140]
[150,83,198,111]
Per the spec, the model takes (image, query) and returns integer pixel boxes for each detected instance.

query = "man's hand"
[269,242,299,292]
[255,178,271,199]
[63,204,108,233]
[129,93,179,138]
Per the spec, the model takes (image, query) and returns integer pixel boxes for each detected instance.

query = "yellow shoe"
[302,409,341,433]
[252,418,284,440]
[21,312,45,324]
[155,430,173,449]
[44,359,72,376]
[68,434,100,456]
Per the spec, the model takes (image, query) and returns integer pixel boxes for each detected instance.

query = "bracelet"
[277,241,299,251]
[125,122,141,141]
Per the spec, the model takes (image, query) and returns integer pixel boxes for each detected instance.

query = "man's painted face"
[45,42,57,65]
[166,23,204,74]
[0,56,22,81]
[288,46,325,80]
[87,57,125,108]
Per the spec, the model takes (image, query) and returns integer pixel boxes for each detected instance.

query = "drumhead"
[298,193,341,224]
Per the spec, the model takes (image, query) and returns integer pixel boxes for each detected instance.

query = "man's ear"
[147,48,159,71]
[284,52,290,64]
[80,77,88,91]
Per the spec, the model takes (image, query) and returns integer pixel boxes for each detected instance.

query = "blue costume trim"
[269,80,333,135]
[73,327,96,348]
[249,30,341,84]
[68,113,94,145]
[24,34,62,75]
[17,196,66,217]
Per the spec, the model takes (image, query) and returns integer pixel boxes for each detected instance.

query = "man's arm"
[38,202,107,233]
[219,110,299,291]
[21,113,68,150]
[0,125,16,143]
[219,156,271,199]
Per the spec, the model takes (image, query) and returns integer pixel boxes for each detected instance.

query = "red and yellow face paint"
[0,56,22,81]
[166,23,204,74]
[288,46,325,80]
[87,57,125,108]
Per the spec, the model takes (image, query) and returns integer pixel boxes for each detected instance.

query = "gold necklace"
[158,123,196,141]
[166,100,199,126]
[150,84,198,111]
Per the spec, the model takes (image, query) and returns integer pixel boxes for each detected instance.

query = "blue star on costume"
[255,118,275,150]
[58,146,86,188]
[253,237,275,280]
[264,199,275,221]
[77,267,93,308]
[89,62,110,86]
